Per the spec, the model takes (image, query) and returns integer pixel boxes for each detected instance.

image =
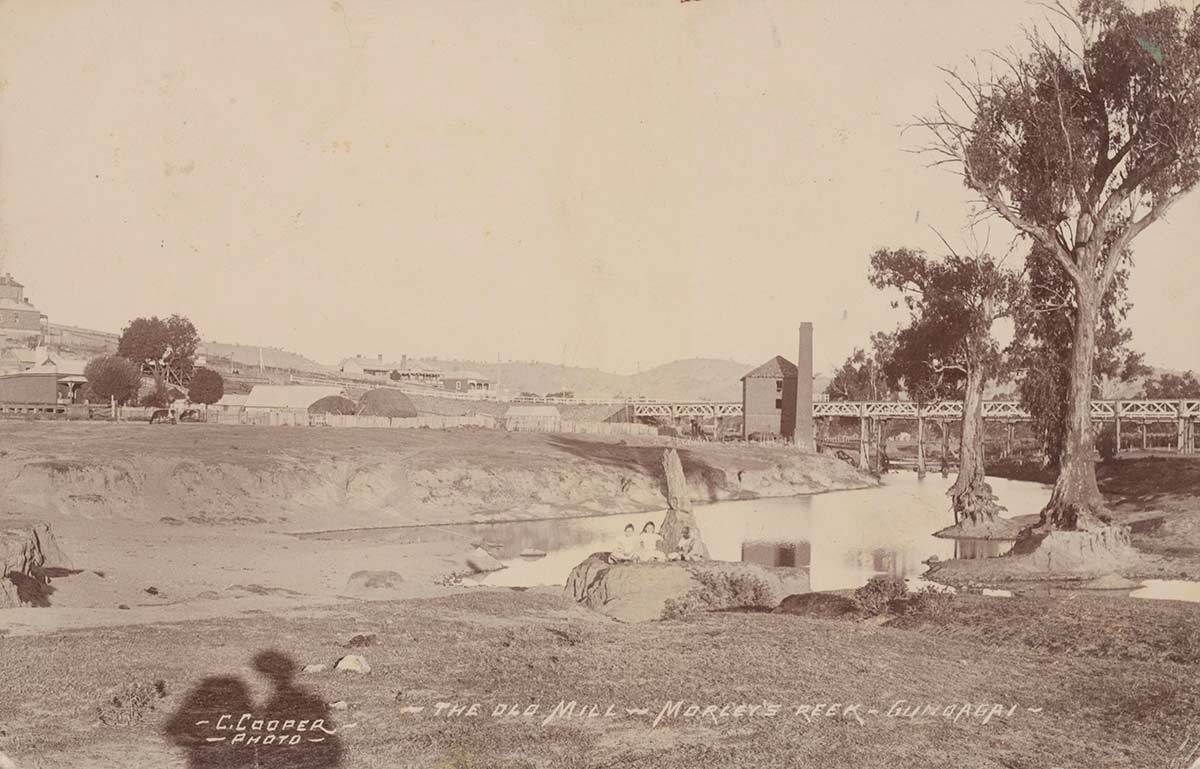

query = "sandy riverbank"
[0,422,874,631]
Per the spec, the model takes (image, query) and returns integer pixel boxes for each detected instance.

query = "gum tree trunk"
[949,359,1001,525]
[1035,285,1106,531]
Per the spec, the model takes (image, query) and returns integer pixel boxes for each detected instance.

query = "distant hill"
[407,356,831,402]
[200,342,330,373]
[628,358,757,402]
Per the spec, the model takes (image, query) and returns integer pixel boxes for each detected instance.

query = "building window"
[776,380,783,391]
[775,398,783,409]
[456,381,462,391]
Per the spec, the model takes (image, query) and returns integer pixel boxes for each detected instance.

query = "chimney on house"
[378,353,383,362]
[794,322,815,452]
[400,354,407,370]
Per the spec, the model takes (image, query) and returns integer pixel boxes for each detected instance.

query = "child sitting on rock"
[669,526,704,561]
[609,523,638,564]
[638,521,665,562]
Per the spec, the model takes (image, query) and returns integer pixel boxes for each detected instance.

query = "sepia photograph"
[1,1,1199,767]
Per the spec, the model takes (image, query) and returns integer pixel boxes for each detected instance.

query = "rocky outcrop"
[465,547,505,573]
[658,449,709,559]
[564,552,612,602]
[344,570,404,596]
[1,521,72,608]
[564,556,809,623]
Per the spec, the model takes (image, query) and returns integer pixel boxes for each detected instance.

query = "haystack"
[308,395,358,415]
[357,388,418,418]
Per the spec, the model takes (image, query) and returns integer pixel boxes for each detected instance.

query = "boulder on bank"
[344,570,405,596]
[465,547,504,574]
[564,556,809,623]
[1,521,72,608]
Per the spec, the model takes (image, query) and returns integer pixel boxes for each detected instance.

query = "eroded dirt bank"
[0,423,872,528]
[0,423,873,626]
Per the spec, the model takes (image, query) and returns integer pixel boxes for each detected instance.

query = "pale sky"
[1,0,1198,375]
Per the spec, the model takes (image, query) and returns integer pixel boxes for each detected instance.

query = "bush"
[187,367,224,405]
[660,571,777,621]
[1096,423,1118,462]
[900,586,956,619]
[852,575,908,616]
[83,356,143,405]
[140,386,169,408]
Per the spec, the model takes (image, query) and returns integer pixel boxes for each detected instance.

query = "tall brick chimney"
[795,322,814,451]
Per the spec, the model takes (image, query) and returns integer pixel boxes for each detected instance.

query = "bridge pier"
[916,413,926,478]
[858,410,869,469]
[939,420,950,477]
[1114,401,1122,456]
[1004,422,1014,458]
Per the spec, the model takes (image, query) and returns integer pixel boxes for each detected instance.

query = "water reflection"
[1128,579,1200,604]
[741,541,810,569]
[467,473,1052,592]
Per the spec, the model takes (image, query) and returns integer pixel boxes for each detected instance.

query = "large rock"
[1,521,72,608]
[465,547,504,574]
[344,570,405,596]
[658,449,708,559]
[564,557,809,623]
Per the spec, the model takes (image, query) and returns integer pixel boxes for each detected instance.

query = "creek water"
[457,473,1053,590]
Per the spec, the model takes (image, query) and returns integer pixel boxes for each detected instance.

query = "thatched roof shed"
[308,395,358,415]
[357,388,418,418]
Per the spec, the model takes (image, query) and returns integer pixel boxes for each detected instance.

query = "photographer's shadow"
[164,650,344,769]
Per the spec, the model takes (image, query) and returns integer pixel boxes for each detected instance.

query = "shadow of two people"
[163,650,345,769]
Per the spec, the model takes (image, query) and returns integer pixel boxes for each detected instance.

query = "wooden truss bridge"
[631,398,1200,459]
[632,398,1200,423]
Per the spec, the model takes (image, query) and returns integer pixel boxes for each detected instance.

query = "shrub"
[1096,423,1118,462]
[83,355,143,405]
[901,586,956,619]
[187,367,224,405]
[660,571,777,621]
[852,575,908,616]
[140,387,169,408]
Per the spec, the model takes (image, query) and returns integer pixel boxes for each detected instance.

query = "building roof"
[742,356,798,381]
[244,385,347,410]
[29,356,88,377]
[504,405,561,418]
[339,356,442,375]
[0,298,41,313]
[0,348,37,364]
[340,356,401,371]
[213,394,248,407]
[0,274,24,288]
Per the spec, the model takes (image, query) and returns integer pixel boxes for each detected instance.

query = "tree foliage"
[869,247,1022,403]
[117,315,201,387]
[1142,369,1200,398]
[916,0,1200,530]
[83,355,143,405]
[1010,243,1147,465]
[825,336,898,401]
[187,367,225,405]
